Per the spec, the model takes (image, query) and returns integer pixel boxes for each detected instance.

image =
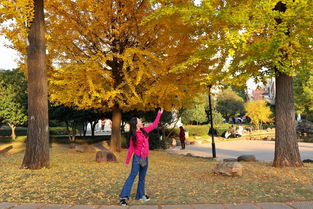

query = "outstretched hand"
[159,108,164,113]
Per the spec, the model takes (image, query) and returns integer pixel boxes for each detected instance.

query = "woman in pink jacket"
[119,108,163,206]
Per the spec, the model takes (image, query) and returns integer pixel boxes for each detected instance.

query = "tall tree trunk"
[70,122,77,141]
[111,105,121,152]
[21,0,49,169]
[83,122,87,136]
[91,121,97,137]
[9,124,16,140]
[273,72,303,167]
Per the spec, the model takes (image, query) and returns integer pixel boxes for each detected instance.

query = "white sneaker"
[139,195,150,202]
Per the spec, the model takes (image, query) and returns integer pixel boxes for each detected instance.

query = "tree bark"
[273,72,303,167]
[111,105,122,152]
[91,121,97,137]
[70,123,77,141]
[9,124,16,140]
[83,122,87,136]
[21,0,50,169]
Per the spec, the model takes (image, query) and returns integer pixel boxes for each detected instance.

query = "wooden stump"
[0,145,13,155]
[96,150,117,163]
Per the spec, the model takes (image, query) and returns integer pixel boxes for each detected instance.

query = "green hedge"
[49,136,110,144]
[49,127,73,135]
[185,124,232,137]
[0,129,27,136]
[210,124,232,136]
[185,125,209,136]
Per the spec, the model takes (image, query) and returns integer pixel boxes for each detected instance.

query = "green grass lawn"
[0,144,313,205]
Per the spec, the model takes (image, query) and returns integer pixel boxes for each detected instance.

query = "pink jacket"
[125,112,162,165]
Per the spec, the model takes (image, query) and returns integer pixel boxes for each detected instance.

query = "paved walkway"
[0,201,313,209]
[167,140,313,161]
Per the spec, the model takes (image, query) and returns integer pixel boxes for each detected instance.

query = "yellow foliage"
[245,100,273,129]
[0,0,206,112]
[44,0,205,111]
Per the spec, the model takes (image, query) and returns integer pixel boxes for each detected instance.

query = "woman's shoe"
[119,198,128,206]
[139,195,150,202]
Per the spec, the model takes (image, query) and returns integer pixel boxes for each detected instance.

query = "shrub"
[148,131,161,150]
[121,134,128,149]
[123,128,176,150]
[49,127,69,135]
[211,124,232,136]
[49,136,109,144]
[185,125,209,136]
[211,110,225,125]
[185,124,232,137]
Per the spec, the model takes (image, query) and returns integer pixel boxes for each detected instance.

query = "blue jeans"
[120,154,148,200]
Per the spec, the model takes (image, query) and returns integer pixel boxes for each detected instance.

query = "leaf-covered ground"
[0,144,313,205]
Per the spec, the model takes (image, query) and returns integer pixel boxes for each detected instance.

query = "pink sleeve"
[125,138,134,165]
[143,112,162,133]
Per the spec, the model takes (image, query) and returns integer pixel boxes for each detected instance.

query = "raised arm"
[143,109,163,133]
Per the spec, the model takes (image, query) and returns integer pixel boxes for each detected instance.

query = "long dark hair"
[129,117,148,147]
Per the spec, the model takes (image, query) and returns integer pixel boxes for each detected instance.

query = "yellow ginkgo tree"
[245,100,273,130]
[45,0,206,152]
[1,0,207,153]
[152,0,312,167]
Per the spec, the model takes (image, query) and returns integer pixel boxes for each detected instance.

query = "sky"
[0,36,19,70]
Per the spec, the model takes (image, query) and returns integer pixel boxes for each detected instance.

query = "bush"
[49,127,69,135]
[123,128,176,150]
[212,124,232,136]
[185,124,232,137]
[149,130,171,150]
[121,134,128,149]
[49,136,109,144]
[148,131,161,150]
[0,128,27,136]
[185,125,209,136]
[49,120,66,127]
[212,110,225,125]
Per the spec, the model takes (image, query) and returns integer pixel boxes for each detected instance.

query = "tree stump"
[0,145,13,155]
[96,150,117,163]
[69,143,76,149]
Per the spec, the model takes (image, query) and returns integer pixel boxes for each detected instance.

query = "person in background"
[225,130,232,139]
[179,126,186,150]
[236,125,244,137]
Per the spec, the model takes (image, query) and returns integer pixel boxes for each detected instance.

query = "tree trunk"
[273,72,303,167]
[83,122,87,136]
[9,124,16,140]
[91,121,97,137]
[65,121,72,141]
[21,0,49,169]
[70,122,77,141]
[111,105,122,152]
